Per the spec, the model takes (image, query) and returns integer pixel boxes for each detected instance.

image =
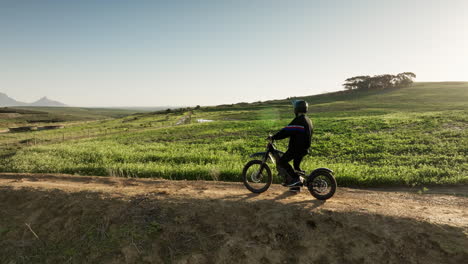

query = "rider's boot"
[286,172,302,187]
[287,170,305,187]
[278,168,292,186]
[286,178,302,187]
[281,175,293,186]
[280,168,302,187]
[289,186,301,193]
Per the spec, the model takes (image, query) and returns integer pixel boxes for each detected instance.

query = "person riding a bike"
[242,100,335,198]
[269,100,313,188]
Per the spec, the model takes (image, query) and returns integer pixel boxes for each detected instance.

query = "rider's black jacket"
[272,114,313,154]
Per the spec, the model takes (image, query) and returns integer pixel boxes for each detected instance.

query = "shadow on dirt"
[0,186,467,264]
[361,186,468,198]
[223,192,259,201]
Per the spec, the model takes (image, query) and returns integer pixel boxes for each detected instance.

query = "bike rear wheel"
[242,160,272,193]
[306,172,337,200]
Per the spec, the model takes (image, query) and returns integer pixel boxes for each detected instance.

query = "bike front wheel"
[242,160,272,193]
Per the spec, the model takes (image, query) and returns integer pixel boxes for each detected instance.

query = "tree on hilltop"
[343,72,416,91]
[396,72,416,88]
[343,75,371,90]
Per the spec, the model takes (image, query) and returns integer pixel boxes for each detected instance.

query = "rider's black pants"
[278,149,306,180]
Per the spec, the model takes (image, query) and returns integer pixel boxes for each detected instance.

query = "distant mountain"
[0,92,26,106]
[0,93,66,107]
[29,96,67,107]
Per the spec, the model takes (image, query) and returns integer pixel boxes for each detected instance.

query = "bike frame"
[249,140,333,181]
[249,140,285,175]
[250,141,282,163]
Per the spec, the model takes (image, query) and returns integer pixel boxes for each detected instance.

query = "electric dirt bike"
[242,137,337,200]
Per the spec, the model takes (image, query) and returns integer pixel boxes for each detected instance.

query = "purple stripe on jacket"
[283,125,305,132]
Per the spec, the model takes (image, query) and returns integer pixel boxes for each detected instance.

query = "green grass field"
[1,82,467,187]
[0,106,144,130]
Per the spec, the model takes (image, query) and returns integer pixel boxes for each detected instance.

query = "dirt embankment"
[0,173,467,264]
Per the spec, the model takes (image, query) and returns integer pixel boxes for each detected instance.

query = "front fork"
[257,152,269,175]
[256,149,277,177]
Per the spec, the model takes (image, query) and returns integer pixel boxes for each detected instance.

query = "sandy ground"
[1,173,467,263]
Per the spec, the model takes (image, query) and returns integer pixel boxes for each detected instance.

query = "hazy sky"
[1,0,467,107]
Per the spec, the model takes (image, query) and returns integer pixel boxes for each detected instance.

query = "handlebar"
[266,134,274,143]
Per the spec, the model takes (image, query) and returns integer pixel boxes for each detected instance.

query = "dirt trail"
[1,173,467,263]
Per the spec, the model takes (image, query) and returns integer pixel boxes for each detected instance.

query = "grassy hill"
[199,81,468,119]
[0,82,467,187]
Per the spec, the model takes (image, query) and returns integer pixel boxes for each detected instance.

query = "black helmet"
[293,100,308,114]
